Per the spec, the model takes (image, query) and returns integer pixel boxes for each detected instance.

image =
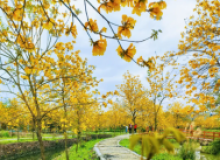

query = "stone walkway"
[94,134,142,160]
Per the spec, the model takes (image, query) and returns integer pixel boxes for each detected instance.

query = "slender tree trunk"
[17,126,20,141]
[76,134,79,152]
[63,105,69,160]
[76,131,81,152]
[36,120,45,160]
[64,131,69,159]
[32,119,36,140]
[132,117,136,134]
[154,112,157,131]
[141,135,144,160]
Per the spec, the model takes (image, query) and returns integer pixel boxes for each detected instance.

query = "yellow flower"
[65,42,74,50]
[55,42,65,50]
[85,19,99,32]
[137,56,143,64]
[92,36,107,56]
[158,1,167,9]
[121,0,134,7]
[108,99,113,104]
[143,57,156,71]
[118,15,136,38]
[25,41,35,52]
[100,27,107,33]
[117,43,136,62]
[114,90,119,95]
[98,0,120,13]
[148,1,166,20]
[43,20,53,30]
[65,22,78,38]
[98,3,113,13]
[103,102,107,107]
[13,6,23,21]
[132,0,148,16]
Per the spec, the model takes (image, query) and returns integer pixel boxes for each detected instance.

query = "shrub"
[204,140,220,155]
[178,142,196,160]
[168,139,177,143]
[0,131,10,138]
[86,134,112,140]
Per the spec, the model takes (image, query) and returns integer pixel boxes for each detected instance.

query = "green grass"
[54,139,103,160]
[83,131,121,136]
[0,131,120,144]
[119,139,182,160]
[0,130,65,138]
[201,128,220,132]
[0,137,64,144]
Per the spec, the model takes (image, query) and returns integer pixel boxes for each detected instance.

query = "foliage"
[55,139,103,160]
[0,131,10,138]
[129,128,185,160]
[203,140,220,155]
[120,138,182,160]
[178,142,196,160]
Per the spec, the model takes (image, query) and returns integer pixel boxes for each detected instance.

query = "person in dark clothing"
[129,124,132,133]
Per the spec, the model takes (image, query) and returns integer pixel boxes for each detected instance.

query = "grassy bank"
[0,130,122,144]
[119,139,182,160]
[0,137,66,144]
[53,139,103,160]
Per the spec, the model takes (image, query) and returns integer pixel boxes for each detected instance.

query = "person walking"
[134,124,137,133]
[125,125,128,133]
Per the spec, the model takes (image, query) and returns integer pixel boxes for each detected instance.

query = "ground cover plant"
[120,138,182,160]
[54,138,103,160]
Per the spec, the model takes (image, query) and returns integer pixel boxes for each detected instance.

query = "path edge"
[93,134,146,160]
[117,135,145,159]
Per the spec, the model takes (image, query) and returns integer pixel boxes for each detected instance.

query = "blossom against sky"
[60,0,197,95]
[0,0,197,103]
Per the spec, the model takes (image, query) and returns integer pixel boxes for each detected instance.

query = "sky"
[59,0,197,96]
[0,0,198,106]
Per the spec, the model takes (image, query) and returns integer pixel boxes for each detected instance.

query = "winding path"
[94,134,141,160]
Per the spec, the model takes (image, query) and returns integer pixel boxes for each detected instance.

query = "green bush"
[0,131,10,138]
[153,153,182,160]
[178,142,196,160]
[168,139,177,143]
[204,140,220,155]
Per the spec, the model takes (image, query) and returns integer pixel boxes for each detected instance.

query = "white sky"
[0,0,198,107]
[60,0,197,95]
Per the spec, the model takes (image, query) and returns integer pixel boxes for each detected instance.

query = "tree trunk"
[154,112,157,131]
[32,120,36,140]
[132,117,136,134]
[64,131,69,160]
[76,131,81,152]
[17,126,20,141]
[63,106,69,160]
[36,120,45,160]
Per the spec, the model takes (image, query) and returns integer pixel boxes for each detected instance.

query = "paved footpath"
[94,134,142,160]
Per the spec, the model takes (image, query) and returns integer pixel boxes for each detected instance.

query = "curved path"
[94,134,141,160]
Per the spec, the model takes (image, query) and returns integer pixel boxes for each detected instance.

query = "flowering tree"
[0,0,168,159]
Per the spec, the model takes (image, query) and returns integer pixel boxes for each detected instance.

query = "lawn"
[119,139,182,160]
[201,128,220,132]
[53,138,103,160]
[0,130,121,144]
[0,137,65,144]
